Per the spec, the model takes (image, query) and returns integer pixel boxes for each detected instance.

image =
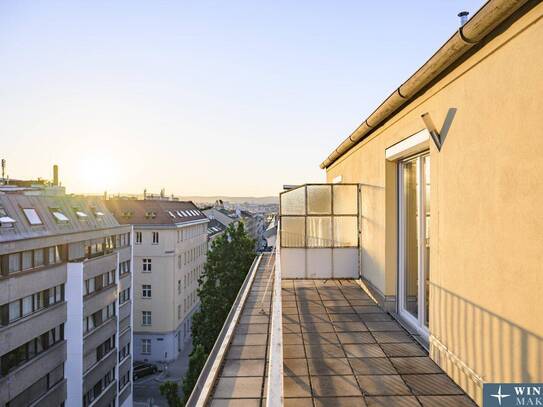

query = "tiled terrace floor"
[281,279,476,407]
[210,254,273,407]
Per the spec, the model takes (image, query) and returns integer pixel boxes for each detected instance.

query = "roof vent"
[458,11,469,26]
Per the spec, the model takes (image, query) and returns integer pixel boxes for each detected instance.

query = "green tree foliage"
[181,344,208,404]
[192,222,255,353]
[181,222,255,404]
[159,381,181,407]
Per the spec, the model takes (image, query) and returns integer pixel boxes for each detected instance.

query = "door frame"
[397,152,430,340]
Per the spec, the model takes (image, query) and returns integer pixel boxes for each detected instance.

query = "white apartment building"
[0,190,133,407]
[107,199,208,363]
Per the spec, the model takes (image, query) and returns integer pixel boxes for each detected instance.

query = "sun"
[78,156,121,193]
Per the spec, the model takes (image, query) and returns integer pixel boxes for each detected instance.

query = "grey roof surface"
[207,218,227,237]
[0,193,121,243]
[106,199,208,226]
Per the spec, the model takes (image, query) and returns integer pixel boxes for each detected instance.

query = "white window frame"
[396,147,431,341]
[142,284,152,298]
[141,339,151,354]
[142,311,152,326]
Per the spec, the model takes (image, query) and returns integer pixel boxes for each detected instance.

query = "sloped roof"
[106,199,208,226]
[207,218,227,237]
[0,194,121,243]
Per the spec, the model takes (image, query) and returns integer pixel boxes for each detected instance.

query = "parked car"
[133,361,160,380]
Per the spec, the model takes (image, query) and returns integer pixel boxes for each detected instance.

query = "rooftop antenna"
[458,11,469,26]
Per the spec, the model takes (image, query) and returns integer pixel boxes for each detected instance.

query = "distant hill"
[180,196,279,205]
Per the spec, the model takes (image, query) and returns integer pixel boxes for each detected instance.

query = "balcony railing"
[186,255,264,406]
[280,183,360,279]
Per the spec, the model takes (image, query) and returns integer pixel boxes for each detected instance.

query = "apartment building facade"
[0,191,133,407]
[107,199,208,363]
[316,1,543,403]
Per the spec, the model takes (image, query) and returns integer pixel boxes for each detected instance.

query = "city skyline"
[1,0,484,196]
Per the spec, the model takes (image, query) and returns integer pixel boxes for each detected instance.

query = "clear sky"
[0,0,485,197]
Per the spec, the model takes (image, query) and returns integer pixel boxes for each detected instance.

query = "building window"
[119,260,131,277]
[177,280,181,295]
[135,231,142,244]
[142,285,152,298]
[0,246,62,276]
[119,342,130,363]
[1,285,64,327]
[0,207,16,227]
[119,370,131,392]
[119,288,130,305]
[141,339,151,355]
[96,336,115,363]
[22,208,42,225]
[83,368,115,407]
[5,363,64,407]
[0,324,64,376]
[84,302,115,334]
[142,258,152,272]
[50,208,70,223]
[142,311,152,326]
[152,232,159,244]
[177,304,181,320]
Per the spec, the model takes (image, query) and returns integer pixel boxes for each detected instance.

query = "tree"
[159,381,181,407]
[181,222,255,403]
[181,344,208,404]
[192,222,255,353]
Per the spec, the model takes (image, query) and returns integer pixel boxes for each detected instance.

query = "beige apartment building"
[0,187,133,407]
[107,199,208,363]
[317,0,543,403]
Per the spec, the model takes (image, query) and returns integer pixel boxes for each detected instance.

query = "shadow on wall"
[438,107,457,148]
[430,283,542,389]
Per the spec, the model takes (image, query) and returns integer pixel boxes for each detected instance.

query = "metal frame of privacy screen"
[279,184,360,279]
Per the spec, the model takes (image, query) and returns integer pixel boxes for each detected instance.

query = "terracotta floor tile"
[307,358,353,376]
[284,376,312,398]
[356,375,411,396]
[213,377,264,398]
[343,344,386,358]
[311,375,362,397]
[365,396,421,407]
[349,357,397,375]
[402,374,464,395]
[390,357,443,374]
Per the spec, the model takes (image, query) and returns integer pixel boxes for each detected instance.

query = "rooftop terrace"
[188,254,475,406]
[187,184,476,406]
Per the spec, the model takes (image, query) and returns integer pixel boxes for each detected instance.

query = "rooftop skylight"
[0,207,16,227]
[22,208,42,225]
[50,208,70,223]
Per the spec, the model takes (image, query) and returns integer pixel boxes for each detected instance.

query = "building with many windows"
[106,199,208,363]
[0,188,133,407]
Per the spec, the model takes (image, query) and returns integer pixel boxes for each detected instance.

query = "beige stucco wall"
[134,224,207,334]
[325,3,543,404]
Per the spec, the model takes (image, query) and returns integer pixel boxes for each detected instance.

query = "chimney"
[458,11,469,26]
[53,164,59,186]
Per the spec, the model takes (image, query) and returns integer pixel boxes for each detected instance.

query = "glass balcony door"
[398,153,430,338]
